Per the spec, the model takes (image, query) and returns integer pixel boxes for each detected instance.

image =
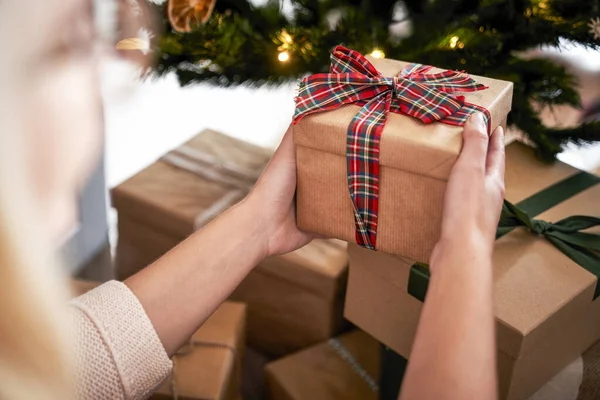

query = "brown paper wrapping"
[151,301,246,400]
[344,142,600,400]
[265,330,380,400]
[113,130,349,356]
[112,129,272,241]
[294,56,513,263]
[230,239,349,356]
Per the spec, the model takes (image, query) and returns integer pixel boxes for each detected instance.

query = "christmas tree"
[145,0,600,160]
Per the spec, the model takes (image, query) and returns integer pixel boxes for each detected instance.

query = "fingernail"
[468,112,485,126]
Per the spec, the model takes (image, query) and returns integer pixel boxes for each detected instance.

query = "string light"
[458,42,465,49]
[370,48,385,59]
[278,51,290,62]
[280,29,293,45]
[449,36,459,49]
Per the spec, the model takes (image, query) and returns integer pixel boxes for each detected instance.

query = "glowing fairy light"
[278,51,290,62]
[370,48,385,59]
[450,35,459,49]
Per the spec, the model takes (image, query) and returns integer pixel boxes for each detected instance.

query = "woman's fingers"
[485,126,505,181]
[456,112,489,172]
[272,124,294,161]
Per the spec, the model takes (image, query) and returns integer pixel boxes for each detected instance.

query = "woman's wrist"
[234,195,272,260]
[430,234,494,275]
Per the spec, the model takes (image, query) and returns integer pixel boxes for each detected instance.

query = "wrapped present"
[293,45,513,263]
[112,129,349,356]
[112,129,271,279]
[265,330,380,400]
[151,301,246,400]
[230,238,348,356]
[344,141,600,400]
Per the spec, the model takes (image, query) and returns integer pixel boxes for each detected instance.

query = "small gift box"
[294,45,513,263]
[151,301,246,400]
[344,142,600,400]
[112,130,349,356]
[265,330,380,400]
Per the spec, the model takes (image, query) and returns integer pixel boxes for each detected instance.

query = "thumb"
[457,112,489,172]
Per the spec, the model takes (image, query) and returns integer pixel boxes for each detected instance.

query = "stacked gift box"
[343,142,600,400]
[111,129,349,358]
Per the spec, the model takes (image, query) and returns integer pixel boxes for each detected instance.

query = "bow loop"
[497,199,600,291]
[330,45,382,77]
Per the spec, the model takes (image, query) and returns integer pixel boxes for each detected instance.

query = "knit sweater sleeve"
[69,281,173,400]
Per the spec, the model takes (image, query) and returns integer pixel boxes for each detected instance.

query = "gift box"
[151,301,246,400]
[230,238,348,356]
[112,129,272,279]
[112,129,349,356]
[344,141,600,400]
[294,45,513,263]
[265,330,380,400]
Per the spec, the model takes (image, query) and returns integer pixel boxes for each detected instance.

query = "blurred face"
[0,0,103,240]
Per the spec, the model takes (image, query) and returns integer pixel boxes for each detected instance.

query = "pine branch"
[143,0,600,159]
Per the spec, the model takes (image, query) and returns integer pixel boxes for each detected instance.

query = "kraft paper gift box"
[151,301,246,400]
[265,330,380,400]
[112,129,349,356]
[344,141,600,400]
[294,46,513,264]
[112,129,272,279]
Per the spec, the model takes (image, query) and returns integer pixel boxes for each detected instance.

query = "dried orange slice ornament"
[167,0,217,33]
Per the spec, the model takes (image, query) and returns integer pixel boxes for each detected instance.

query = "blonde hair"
[0,124,73,400]
[0,4,73,400]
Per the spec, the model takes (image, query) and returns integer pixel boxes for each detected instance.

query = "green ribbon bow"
[409,171,600,302]
[497,200,600,297]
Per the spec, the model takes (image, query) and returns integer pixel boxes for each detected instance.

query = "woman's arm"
[125,126,312,357]
[400,113,505,400]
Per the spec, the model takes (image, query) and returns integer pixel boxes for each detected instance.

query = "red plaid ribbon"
[293,45,491,250]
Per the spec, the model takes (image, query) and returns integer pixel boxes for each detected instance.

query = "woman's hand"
[400,113,505,400]
[431,112,506,268]
[245,124,313,257]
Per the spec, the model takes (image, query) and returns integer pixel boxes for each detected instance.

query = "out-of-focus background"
[72,1,600,400]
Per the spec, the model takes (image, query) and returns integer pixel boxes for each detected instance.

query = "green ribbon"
[408,171,600,302]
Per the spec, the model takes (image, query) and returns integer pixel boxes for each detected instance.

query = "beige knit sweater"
[69,281,173,399]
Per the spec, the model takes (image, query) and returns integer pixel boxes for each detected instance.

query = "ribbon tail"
[547,230,600,252]
[346,91,391,249]
[555,215,600,232]
[546,235,600,299]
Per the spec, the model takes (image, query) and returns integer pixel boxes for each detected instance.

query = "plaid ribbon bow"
[293,45,491,249]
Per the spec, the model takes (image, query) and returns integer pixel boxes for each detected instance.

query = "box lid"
[112,130,272,239]
[265,330,380,400]
[293,56,513,181]
[258,239,349,299]
[349,142,600,360]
